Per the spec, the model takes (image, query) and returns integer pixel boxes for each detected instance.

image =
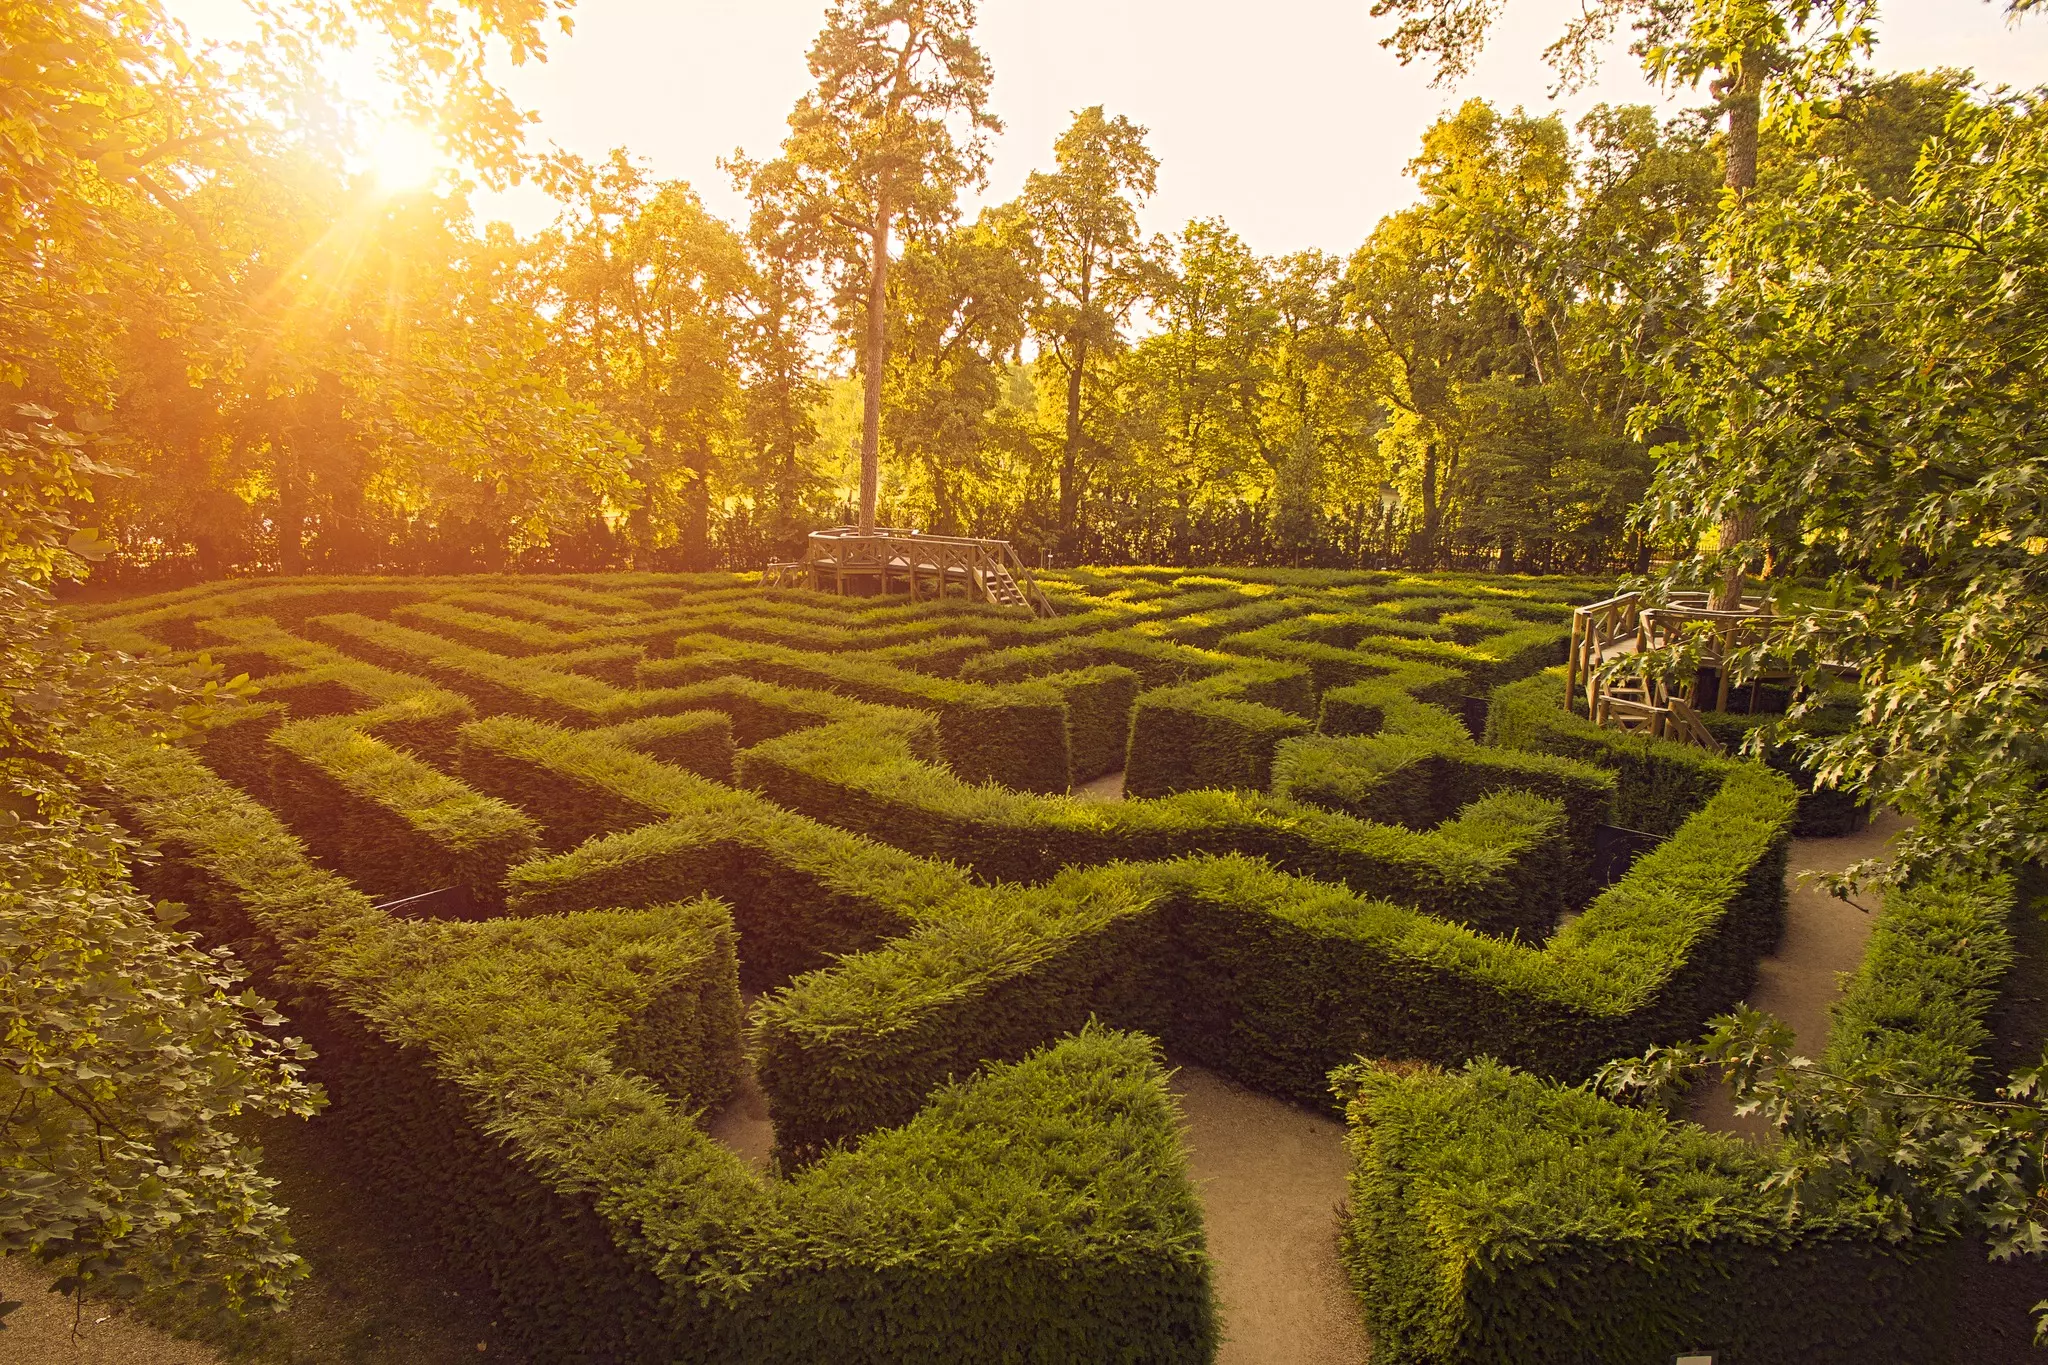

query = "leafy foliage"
[0,406,320,1323]
[0,811,321,1320]
[1640,93,2048,887]
[12,0,1909,582]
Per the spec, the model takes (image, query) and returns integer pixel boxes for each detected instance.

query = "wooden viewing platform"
[764,527,1058,618]
[1570,590,1795,752]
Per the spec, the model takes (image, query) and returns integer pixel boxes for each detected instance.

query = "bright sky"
[168,0,2048,255]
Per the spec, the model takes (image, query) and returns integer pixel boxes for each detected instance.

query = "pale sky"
[169,0,2048,256]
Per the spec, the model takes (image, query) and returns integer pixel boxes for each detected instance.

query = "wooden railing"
[1566,592,1647,715]
[763,528,1057,618]
[1571,590,1786,752]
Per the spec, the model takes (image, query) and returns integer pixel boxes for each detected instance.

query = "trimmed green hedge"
[197,615,475,755]
[735,713,1577,936]
[470,712,961,987]
[1335,871,2019,1364]
[1488,670,1732,836]
[1273,730,1615,908]
[594,709,736,781]
[1337,666,2017,1365]
[413,650,1794,1155]
[1825,874,2016,1085]
[650,633,1074,792]
[645,633,1144,791]
[101,568,1868,1364]
[1336,1060,1946,1364]
[1699,704,1871,838]
[746,753,1792,1147]
[267,714,541,911]
[91,721,1217,1365]
[623,668,909,747]
[1124,685,1312,797]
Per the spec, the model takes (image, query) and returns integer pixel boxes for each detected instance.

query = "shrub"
[267,715,541,911]
[1273,730,1615,906]
[1124,685,1312,797]
[1488,670,1731,836]
[1333,869,2020,1364]
[736,714,1576,935]
[754,756,1794,1144]
[661,633,1074,792]
[1336,1060,1945,1365]
[86,719,1216,1365]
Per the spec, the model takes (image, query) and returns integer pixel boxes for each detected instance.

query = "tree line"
[6,1,1970,584]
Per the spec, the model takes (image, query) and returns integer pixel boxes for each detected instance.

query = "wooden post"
[1567,610,1582,707]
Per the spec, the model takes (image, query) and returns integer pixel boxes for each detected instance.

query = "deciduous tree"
[1020,107,1157,557]
[758,0,998,535]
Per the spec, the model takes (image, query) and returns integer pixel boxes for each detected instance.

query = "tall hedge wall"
[92,721,1217,1364]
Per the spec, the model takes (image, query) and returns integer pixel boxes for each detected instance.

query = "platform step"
[985,566,1027,606]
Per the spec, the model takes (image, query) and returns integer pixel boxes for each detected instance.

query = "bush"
[660,633,1075,792]
[753,756,1794,1144]
[1273,730,1615,906]
[90,568,1846,1362]
[1336,1061,1946,1365]
[267,714,541,911]
[1124,685,1312,797]
[736,714,1576,936]
[1488,670,1731,836]
[1333,869,2020,1364]
[1699,705,1870,837]
[87,719,1216,1365]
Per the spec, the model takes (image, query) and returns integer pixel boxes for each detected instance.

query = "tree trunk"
[1058,255,1095,562]
[1722,60,1762,197]
[1712,59,1764,612]
[859,203,890,535]
[778,435,800,554]
[277,417,304,577]
[682,439,712,571]
[1416,442,1440,569]
[1059,335,1088,561]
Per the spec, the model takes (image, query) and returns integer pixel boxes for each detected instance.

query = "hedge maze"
[76,566,1943,1363]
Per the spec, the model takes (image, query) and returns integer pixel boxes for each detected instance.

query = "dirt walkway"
[1695,811,1903,1138]
[1073,769,1127,802]
[0,1260,223,1365]
[1171,1065,1368,1365]
[703,1059,775,1171]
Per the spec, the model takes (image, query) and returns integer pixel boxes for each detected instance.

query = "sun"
[366,122,445,192]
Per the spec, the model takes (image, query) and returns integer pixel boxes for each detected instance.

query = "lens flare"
[368,122,444,192]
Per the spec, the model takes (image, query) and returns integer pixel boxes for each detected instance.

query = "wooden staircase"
[766,528,1058,618]
[983,561,1028,609]
[1571,590,1815,752]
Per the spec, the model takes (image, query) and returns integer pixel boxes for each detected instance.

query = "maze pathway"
[77,567,1813,1363]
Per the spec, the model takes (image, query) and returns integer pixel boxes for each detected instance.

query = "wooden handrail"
[767,529,1057,617]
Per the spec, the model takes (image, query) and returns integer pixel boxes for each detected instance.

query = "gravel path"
[1170,1065,1368,1365]
[1696,810,1903,1139]
[0,1261,223,1365]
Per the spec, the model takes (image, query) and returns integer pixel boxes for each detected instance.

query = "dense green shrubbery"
[88,567,1867,1359]
[1698,704,1870,837]
[1274,730,1615,906]
[1335,665,2020,1364]
[1488,670,1732,835]
[1337,1061,1947,1364]
[655,632,1077,791]
[92,720,1216,1364]
[268,715,541,909]
[1124,684,1313,796]
[750,748,1789,1140]
[736,714,1577,935]
[1335,869,2021,1365]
